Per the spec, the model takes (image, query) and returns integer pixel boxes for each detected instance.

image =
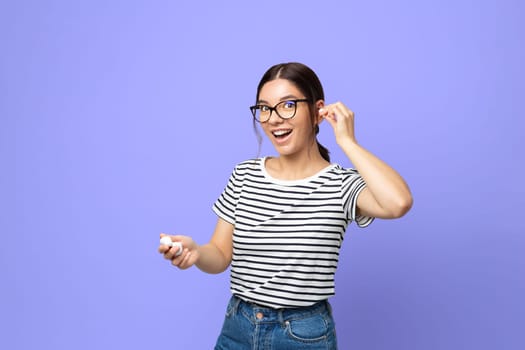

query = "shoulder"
[227,158,264,180]
[328,163,360,178]
[232,158,263,173]
[326,164,365,192]
[235,157,262,168]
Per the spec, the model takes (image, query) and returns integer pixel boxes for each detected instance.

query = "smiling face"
[257,78,321,158]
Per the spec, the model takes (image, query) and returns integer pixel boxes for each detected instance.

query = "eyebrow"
[257,94,300,104]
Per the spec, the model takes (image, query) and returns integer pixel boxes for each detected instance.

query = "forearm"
[195,242,231,274]
[339,138,413,217]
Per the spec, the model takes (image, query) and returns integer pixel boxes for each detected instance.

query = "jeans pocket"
[224,296,239,318]
[285,314,330,343]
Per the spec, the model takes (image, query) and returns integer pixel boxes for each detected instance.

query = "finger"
[318,107,327,116]
[319,106,337,122]
[159,245,170,254]
[163,247,173,260]
[320,110,337,128]
[159,237,175,255]
[333,103,354,119]
[179,250,192,269]
[163,245,180,260]
[159,236,175,254]
[171,248,187,267]
[319,108,335,127]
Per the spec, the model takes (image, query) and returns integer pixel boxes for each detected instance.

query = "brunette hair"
[253,62,330,162]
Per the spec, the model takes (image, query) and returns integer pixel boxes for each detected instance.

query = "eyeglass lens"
[254,101,297,121]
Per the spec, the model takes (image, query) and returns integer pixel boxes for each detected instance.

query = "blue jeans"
[214,295,338,349]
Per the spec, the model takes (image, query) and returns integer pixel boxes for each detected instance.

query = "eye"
[260,105,270,112]
[282,101,296,109]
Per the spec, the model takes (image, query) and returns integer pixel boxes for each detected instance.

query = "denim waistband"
[230,295,331,324]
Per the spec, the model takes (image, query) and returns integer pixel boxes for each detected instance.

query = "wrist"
[337,136,358,149]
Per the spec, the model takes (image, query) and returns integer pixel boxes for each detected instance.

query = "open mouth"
[272,129,292,139]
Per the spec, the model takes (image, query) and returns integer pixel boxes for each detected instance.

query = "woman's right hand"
[158,233,200,270]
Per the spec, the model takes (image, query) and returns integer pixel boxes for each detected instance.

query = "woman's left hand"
[319,102,357,145]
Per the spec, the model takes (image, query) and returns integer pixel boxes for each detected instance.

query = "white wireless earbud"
[160,236,183,256]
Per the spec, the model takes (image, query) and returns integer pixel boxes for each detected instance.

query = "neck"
[267,146,330,180]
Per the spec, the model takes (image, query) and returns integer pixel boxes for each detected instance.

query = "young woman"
[159,62,413,349]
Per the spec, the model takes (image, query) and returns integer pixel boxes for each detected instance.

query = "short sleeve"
[341,168,374,228]
[212,165,243,225]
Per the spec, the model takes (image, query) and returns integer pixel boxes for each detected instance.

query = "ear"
[315,100,325,124]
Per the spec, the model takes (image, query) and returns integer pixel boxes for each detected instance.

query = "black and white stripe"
[213,158,373,308]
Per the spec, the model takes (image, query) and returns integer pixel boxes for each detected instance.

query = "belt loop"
[232,295,242,315]
[278,308,284,326]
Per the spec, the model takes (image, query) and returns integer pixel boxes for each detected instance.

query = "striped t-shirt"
[212,157,373,309]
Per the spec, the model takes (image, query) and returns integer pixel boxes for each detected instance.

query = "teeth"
[273,129,291,136]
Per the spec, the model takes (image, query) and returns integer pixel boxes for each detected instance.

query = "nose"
[267,109,283,124]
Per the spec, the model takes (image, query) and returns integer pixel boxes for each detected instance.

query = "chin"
[273,146,298,157]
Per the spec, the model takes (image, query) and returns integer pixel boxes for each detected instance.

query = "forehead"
[258,79,302,102]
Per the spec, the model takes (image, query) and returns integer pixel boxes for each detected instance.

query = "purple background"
[2,1,524,349]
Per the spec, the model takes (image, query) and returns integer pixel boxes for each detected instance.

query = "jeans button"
[256,312,263,320]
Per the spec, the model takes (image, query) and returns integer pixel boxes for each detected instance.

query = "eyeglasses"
[249,99,309,123]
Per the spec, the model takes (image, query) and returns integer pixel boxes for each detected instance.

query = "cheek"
[261,125,273,136]
[299,114,317,136]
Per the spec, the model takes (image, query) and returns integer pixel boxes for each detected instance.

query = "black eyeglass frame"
[249,99,310,123]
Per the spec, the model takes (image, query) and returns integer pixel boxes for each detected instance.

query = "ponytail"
[317,141,330,162]
[315,125,330,162]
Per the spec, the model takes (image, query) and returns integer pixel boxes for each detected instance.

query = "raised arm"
[320,102,413,219]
